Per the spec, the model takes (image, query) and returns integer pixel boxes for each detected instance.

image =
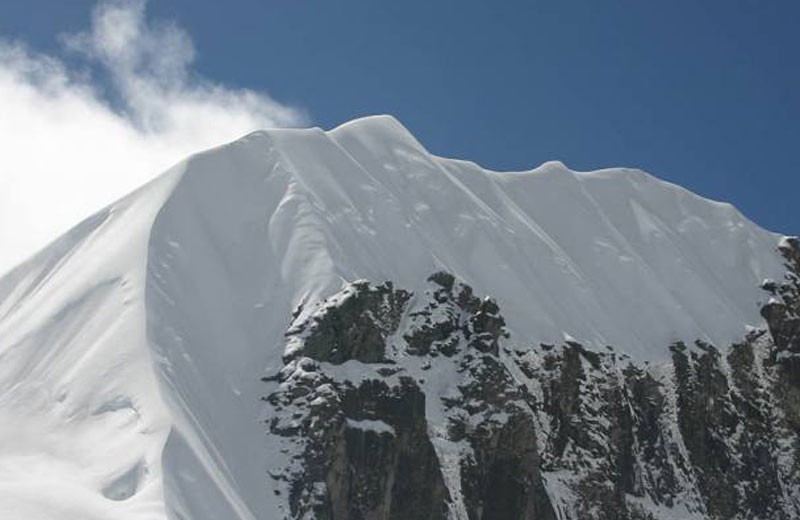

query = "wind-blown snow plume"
[0,0,306,275]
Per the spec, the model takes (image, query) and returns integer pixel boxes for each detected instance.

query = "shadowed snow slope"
[0,115,787,519]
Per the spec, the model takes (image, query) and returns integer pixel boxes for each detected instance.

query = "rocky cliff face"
[263,235,800,520]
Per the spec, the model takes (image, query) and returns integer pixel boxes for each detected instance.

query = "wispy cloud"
[0,0,307,274]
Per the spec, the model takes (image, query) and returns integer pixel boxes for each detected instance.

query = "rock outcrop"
[263,238,800,519]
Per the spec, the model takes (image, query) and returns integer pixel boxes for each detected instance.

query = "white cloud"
[0,0,307,275]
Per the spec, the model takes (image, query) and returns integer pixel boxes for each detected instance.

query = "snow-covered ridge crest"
[0,114,788,520]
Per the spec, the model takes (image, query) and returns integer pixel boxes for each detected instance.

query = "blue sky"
[0,0,797,270]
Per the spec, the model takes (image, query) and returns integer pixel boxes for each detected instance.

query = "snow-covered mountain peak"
[0,116,792,520]
[186,116,784,359]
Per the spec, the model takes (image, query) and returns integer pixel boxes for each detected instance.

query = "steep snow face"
[0,115,788,520]
[0,169,182,519]
[327,117,783,356]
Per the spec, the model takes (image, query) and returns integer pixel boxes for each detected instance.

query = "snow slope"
[0,115,787,519]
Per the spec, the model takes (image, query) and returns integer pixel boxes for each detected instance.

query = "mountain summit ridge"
[0,116,791,519]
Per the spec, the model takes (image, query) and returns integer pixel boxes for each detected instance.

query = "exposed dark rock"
[326,377,450,520]
[455,353,555,520]
[523,342,686,519]
[268,367,450,519]
[264,263,800,519]
[267,280,449,519]
[461,412,554,520]
[670,342,740,519]
[285,281,411,364]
